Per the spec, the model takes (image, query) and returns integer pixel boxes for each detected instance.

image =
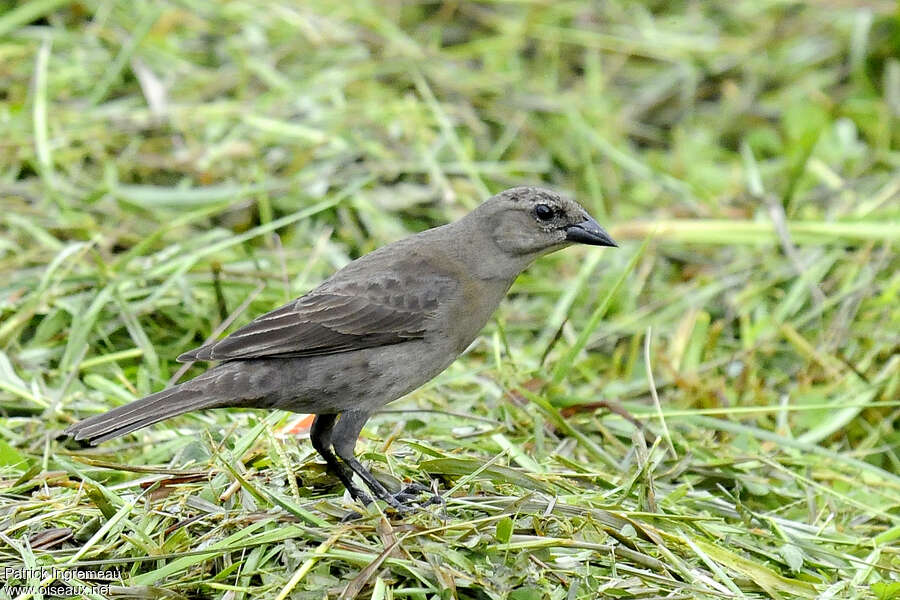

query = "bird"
[65,186,617,510]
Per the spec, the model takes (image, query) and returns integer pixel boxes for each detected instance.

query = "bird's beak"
[565,215,618,247]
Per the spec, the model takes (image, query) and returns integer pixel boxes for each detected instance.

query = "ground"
[1,1,899,599]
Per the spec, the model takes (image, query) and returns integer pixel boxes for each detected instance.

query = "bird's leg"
[310,414,371,504]
[332,410,441,510]
[331,410,403,508]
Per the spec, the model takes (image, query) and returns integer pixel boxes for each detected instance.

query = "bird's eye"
[534,204,554,221]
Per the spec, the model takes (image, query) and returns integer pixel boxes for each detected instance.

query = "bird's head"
[474,186,617,258]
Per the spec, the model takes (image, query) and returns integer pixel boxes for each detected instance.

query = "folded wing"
[178,271,455,362]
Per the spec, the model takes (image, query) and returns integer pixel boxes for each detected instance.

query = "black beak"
[565,215,618,247]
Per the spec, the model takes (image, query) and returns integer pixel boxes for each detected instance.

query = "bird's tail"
[65,370,227,445]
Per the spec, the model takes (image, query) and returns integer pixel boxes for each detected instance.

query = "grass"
[1,1,899,598]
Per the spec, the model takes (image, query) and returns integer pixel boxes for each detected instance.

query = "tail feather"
[65,378,221,445]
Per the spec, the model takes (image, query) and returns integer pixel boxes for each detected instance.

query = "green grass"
[1,1,899,598]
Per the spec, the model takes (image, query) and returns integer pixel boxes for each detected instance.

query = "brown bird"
[66,186,616,509]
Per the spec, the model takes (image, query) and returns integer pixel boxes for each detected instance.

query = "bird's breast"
[438,274,515,354]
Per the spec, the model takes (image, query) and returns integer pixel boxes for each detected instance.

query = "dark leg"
[330,410,402,508]
[310,414,371,504]
[332,410,442,510]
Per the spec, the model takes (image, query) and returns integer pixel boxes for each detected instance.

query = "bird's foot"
[355,479,441,512]
[389,481,444,509]
[365,486,415,513]
[339,481,442,520]
[340,490,415,520]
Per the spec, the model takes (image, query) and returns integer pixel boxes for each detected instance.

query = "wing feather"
[178,269,456,362]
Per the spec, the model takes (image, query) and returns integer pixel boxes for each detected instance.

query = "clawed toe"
[400,481,431,494]
[391,481,443,508]
[360,480,442,513]
[332,482,443,519]
[340,509,364,522]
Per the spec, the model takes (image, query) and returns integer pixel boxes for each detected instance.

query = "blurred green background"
[1,1,899,599]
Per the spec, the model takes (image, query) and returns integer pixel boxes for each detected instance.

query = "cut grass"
[1,1,899,599]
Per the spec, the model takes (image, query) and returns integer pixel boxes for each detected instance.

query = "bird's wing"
[178,267,457,362]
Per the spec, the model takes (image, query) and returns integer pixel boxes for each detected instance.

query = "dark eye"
[534,204,554,221]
